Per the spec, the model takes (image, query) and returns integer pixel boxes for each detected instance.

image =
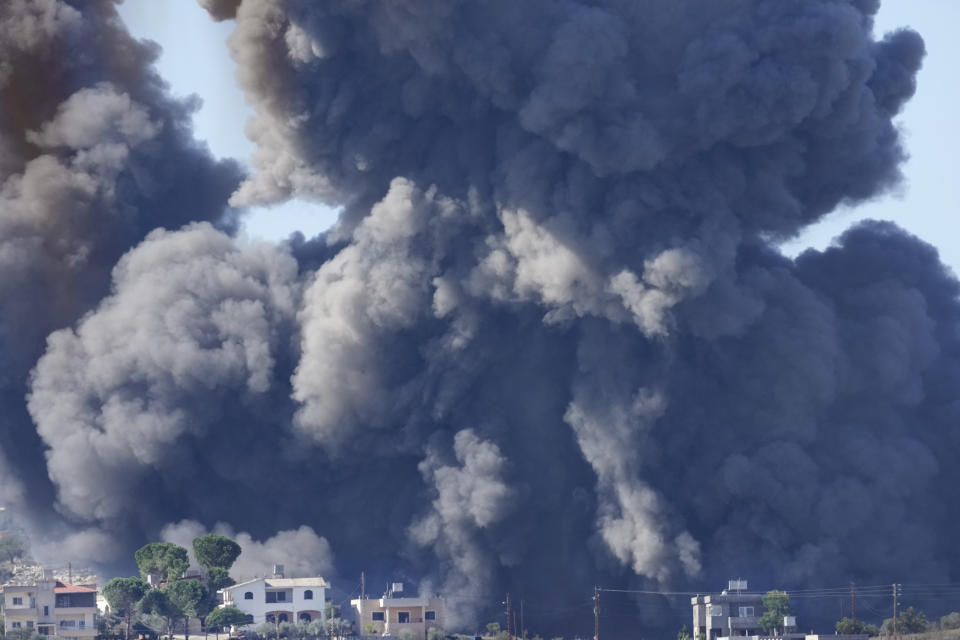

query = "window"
[738,607,754,617]
[244,592,254,600]
[304,590,313,600]
[12,622,21,629]
[398,612,410,624]
[44,606,49,616]
[266,591,287,603]
[425,611,436,621]
[12,597,22,606]
[299,614,312,622]
[60,621,77,629]
[266,615,276,624]
[278,614,288,623]
[371,612,385,621]
[56,593,95,608]
[27,622,34,629]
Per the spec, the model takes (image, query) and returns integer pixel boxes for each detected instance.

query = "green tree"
[837,618,879,635]
[96,610,122,640]
[678,625,690,640]
[139,589,177,640]
[759,590,792,634]
[134,543,189,583]
[0,536,27,563]
[163,580,209,640]
[206,567,235,592]
[327,618,352,640]
[192,535,241,571]
[206,606,250,638]
[103,577,149,640]
[487,623,501,637]
[941,613,960,630]
[324,602,342,619]
[428,628,446,640]
[882,607,930,635]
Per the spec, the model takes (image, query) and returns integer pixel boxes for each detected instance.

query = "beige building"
[351,584,444,640]
[1,580,97,640]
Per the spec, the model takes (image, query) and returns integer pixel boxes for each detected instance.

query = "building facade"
[219,575,329,626]
[351,584,444,640]
[692,581,766,640]
[1,580,97,640]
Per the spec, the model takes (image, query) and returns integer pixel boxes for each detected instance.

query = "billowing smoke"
[161,520,335,582]
[2,0,957,635]
[0,0,242,530]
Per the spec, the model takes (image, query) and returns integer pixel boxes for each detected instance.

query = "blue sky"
[117,0,960,272]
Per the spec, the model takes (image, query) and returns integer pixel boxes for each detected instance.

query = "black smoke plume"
[2,0,956,635]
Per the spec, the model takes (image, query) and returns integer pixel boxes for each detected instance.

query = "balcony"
[728,616,759,629]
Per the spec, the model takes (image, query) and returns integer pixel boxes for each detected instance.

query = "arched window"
[304,590,313,600]
[278,614,288,623]
[244,592,253,600]
[266,615,275,624]
[299,614,312,622]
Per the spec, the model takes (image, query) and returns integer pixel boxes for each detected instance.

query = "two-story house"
[1,580,97,640]
[218,568,329,627]
[691,581,765,640]
[351,583,444,640]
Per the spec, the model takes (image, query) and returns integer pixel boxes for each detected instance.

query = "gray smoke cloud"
[0,0,243,529]
[3,0,957,636]
[197,0,242,22]
[161,520,335,582]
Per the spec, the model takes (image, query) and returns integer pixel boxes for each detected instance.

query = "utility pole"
[892,584,900,640]
[850,582,856,621]
[505,593,513,640]
[520,599,525,640]
[593,586,600,640]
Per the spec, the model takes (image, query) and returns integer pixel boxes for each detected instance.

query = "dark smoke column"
[0,0,242,543]
[27,0,958,634]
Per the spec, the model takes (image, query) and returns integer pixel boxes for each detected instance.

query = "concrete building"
[218,568,329,626]
[351,583,444,640]
[692,581,766,640]
[1,579,97,640]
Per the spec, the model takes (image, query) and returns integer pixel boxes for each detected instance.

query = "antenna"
[361,571,365,600]
[892,584,900,640]
[505,593,513,640]
[593,586,600,640]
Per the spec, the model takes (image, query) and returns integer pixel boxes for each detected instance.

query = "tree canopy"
[134,543,189,583]
[883,607,930,635]
[205,567,235,593]
[192,535,241,571]
[205,607,250,631]
[0,536,27,563]
[836,618,879,635]
[103,577,149,640]
[163,580,209,620]
[759,590,792,634]
[941,613,960,631]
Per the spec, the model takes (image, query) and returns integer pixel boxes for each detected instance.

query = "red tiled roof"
[54,582,96,593]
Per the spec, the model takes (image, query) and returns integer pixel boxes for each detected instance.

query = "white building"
[1,580,97,640]
[351,584,444,640]
[219,572,329,626]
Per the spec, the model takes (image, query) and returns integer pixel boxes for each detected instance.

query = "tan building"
[351,584,444,640]
[1,580,97,640]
